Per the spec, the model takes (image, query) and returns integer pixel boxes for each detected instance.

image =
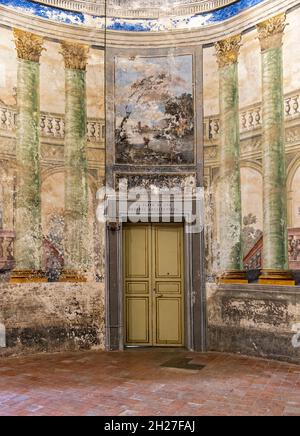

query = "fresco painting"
[115,55,194,165]
[0,0,300,365]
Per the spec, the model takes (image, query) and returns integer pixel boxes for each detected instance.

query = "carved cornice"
[32,0,238,19]
[13,29,45,62]
[1,0,298,47]
[60,41,89,70]
[257,13,286,51]
[214,34,242,68]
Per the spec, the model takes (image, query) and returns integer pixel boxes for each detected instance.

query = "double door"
[124,224,184,347]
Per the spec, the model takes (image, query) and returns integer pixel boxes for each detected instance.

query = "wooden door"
[124,224,184,347]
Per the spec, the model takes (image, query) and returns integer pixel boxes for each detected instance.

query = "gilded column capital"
[214,35,242,68]
[257,13,286,51]
[60,42,89,71]
[13,29,45,63]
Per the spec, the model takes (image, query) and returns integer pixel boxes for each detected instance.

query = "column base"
[10,270,48,284]
[58,269,87,283]
[258,270,295,286]
[218,270,248,284]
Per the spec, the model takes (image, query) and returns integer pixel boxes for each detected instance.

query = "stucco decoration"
[215,35,242,68]
[257,13,286,51]
[60,41,89,71]
[13,28,45,62]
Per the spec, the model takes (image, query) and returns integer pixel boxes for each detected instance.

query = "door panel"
[124,224,184,347]
[154,226,182,278]
[153,225,184,346]
[126,282,149,294]
[156,282,181,294]
[124,225,152,346]
[156,298,182,344]
[124,226,149,279]
[126,297,150,344]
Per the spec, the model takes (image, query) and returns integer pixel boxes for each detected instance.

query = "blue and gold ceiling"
[0,0,266,31]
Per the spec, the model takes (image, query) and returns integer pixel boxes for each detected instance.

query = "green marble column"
[215,35,247,283]
[11,29,46,283]
[257,14,294,285]
[60,42,90,281]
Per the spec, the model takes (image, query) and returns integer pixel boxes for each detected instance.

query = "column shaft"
[11,29,46,282]
[15,60,41,269]
[215,35,247,283]
[64,68,89,271]
[60,42,90,280]
[261,47,287,269]
[257,14,294,285]
[219,62,242,271]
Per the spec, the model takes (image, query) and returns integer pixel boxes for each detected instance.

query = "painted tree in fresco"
[164,93,194,138]
[129,73,170,104]
[116,70,194,164]
[165,93,194,130]
[117,72,170,131]
[116,72,171,159]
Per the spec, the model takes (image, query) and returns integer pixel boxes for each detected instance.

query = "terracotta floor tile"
[0,350,299,416]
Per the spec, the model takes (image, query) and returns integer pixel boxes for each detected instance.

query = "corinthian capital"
[215,35,242,68]
[257,13,286,51]
[60,42,89,71]
[13,29,45,63]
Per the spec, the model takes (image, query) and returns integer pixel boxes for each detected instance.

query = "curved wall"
[1,1,300,277]
[0,0,299,361]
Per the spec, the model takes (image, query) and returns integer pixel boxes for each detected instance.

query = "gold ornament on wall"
[214,34,242,68]
[60,42,89,71]
[257,13,287,51]
[13,29,45,63]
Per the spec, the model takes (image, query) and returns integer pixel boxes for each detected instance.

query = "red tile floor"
[0,349,299,416]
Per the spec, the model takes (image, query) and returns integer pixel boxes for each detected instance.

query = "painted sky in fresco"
[115,55,193,128]
[0,0,266,31]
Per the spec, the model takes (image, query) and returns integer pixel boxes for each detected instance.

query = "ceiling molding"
[0,0,299,48]
[31,0,238,19]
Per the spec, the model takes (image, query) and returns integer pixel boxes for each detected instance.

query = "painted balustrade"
[203,92,300,141]
[2,92,300,144]
[0,230,15,271]
[0,105,104,143]
[288,228,300,270]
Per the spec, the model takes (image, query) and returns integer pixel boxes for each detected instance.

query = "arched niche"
[212,165,263,243]
[240,165,263,256]
[241,165,263,231]
[288,164,300,228]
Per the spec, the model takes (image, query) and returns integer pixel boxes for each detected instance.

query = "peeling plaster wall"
[207,283,300,363]
[0,1,300,359]
[0,25,106,281]
[204,7,300,280]
[0,283,105,356]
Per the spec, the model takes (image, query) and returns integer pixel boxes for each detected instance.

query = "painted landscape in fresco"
[115,55,194,165]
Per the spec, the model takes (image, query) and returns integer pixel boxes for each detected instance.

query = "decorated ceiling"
[0,0,266,31]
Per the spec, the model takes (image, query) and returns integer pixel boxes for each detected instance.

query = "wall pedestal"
[219,271,249,284]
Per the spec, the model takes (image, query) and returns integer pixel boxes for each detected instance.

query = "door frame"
[105,220,207,352]
[123,223,185,348]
